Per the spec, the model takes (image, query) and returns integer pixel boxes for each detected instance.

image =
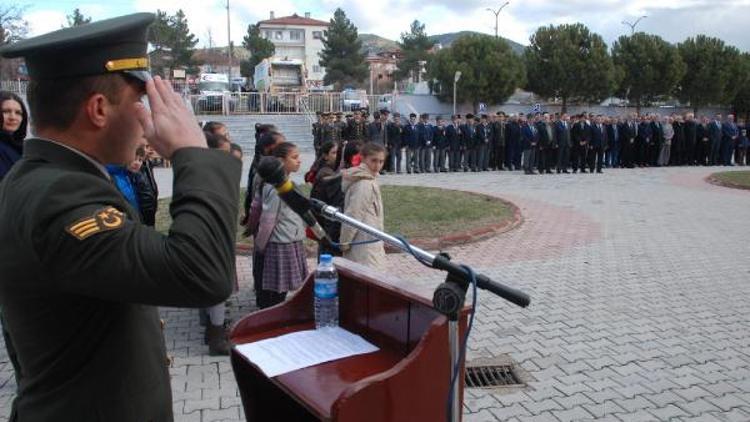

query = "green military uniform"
[0,13,241,421]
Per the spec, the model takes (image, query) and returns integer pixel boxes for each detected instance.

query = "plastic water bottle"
[314,254,339,329]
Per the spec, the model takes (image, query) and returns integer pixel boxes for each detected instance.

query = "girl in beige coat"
[340,143,387,269]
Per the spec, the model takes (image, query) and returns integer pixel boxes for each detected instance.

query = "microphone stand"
[312,199,530,422]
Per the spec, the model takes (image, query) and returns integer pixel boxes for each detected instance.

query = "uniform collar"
[22,137,112,181]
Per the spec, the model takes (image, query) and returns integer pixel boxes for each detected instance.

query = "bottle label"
[314,280,338,299]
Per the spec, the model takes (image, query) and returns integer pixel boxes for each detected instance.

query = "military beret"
[379,108,390,114]
[465,113,474,119]
[454,114,461,119]
[335,112,343,116]
[393,112,401,117]
[409,113,417,118]
[420,113,429,119]
[0,13,154,83]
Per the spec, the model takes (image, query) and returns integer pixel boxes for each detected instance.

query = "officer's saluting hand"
[0,13,240,422]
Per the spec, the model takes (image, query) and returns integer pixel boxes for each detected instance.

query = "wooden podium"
[230,258,469,422]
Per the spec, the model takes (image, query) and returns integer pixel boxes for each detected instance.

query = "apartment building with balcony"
[258,12,329,88]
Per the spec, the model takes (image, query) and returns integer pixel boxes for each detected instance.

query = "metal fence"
[184,92,391,116]
[1,80,28,94]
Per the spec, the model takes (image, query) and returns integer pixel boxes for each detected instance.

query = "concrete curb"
[234,194,524,256]
[705,173,750,191]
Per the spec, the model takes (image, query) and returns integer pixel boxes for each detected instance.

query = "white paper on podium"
[234,327,379,377]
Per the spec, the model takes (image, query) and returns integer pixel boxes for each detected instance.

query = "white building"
[258,12,329,88]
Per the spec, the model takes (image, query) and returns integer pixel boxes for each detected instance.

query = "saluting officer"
[0,13,241,420]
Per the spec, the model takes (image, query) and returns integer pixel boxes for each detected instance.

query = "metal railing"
[185,92,394,115]
[1,80,28,94]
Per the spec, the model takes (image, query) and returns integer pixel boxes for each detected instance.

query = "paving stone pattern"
[1,166,749,421]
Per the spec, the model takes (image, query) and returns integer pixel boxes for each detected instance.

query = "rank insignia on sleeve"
[66,206,126,240]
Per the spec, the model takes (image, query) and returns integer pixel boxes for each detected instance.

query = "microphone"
[256,157,334,246]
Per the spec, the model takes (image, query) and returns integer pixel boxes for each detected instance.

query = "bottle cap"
[320,254,333,264]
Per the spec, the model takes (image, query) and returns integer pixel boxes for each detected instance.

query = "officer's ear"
[83,93,110,129]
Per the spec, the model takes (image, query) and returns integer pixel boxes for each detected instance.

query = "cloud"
[25,10,67,36]
[23,0,750,52]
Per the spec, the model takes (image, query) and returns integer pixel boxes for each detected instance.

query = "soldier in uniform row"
[0,13,241,420]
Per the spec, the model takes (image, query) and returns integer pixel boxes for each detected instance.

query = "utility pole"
[486,1,510,38]
[622,15,647,35]
[226,0,232,80]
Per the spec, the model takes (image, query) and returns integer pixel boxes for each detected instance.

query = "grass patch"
[155,185,513,245]
[711,170,750,189]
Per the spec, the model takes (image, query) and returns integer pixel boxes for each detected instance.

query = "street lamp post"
[453,71,462,116]
[622,15,647,35]
[486,2,510,38]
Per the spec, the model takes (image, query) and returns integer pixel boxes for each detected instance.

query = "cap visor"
[124,69,152,83]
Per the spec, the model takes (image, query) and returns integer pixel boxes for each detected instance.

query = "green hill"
[429,31,525,54]
[358,31,525,55]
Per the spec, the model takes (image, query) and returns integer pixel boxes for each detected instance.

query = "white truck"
[253,58,307,111]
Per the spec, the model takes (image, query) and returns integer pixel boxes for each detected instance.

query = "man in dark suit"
[447,115,462,171]
[589,115,607,173]
[387,113,404,173]
[721,114,739,166]
[696,115,711,166]
[0,13,241,420]
[474,114,491,171]
[433,116,449,172]
[554,113,572,173]
[521,113,538,174]
[459,114,475,172]
[708,114,723,165]
[492,112,507,170]
[650,114,664,166]
[637,115,653,167]
[403,113,419,173]
[571,114,590,173]
[535,113,555,174]
[506,114,522,170]
[605,117,620,168]
[416,113,434,173]
[684,113,698,165]
[619,114,637,168]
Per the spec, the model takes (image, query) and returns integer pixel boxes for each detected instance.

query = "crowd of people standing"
[312,109,749,175]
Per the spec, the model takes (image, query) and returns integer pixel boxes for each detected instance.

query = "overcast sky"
[21,0,750,52]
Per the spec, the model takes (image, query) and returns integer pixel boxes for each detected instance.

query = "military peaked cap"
[0,13,154,82]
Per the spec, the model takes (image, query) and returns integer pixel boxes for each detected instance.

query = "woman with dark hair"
[0,91,28,181]
[310,141,343,257]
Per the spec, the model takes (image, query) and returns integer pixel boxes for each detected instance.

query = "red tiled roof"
[258,14,329,27]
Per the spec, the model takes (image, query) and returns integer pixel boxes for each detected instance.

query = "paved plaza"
[1,164,749,421]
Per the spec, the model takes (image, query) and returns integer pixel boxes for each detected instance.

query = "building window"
[264,31,272,39]
[313,65,321,73]
[290,30,302,41]
[312,31,322,40]
[275,31,283,40]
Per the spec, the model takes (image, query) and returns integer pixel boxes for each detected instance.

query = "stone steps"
[195,114,314,155]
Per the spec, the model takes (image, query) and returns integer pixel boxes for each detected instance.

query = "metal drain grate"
[465,365,522,388]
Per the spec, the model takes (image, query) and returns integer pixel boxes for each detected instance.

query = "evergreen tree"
[146,9,198,75]
[730,53,750,122]
[241,23,275,78]
[677,35,744,113]
[524,23,616,112]
[428,34,525,112]
[65,8,91,27]
[395,20,434,82]
[612,33,685,112]
[318,8,367,89]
